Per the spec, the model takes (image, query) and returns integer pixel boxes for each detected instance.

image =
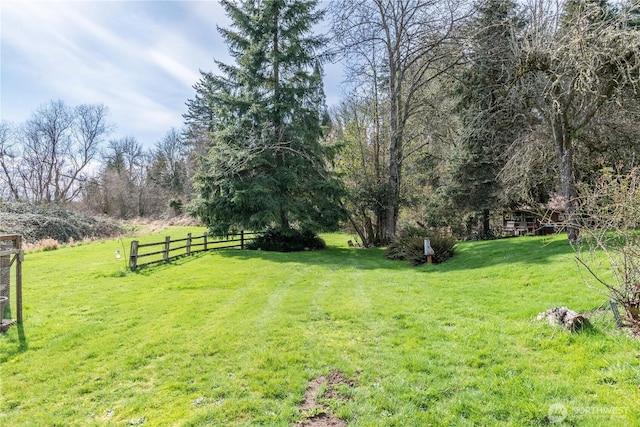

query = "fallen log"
[536,306,591,332]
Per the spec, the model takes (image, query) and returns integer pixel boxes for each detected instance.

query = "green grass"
[1,230,639,426]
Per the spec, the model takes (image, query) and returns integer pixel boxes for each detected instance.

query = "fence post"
[0,245,9,317]
[241,230,245,249]
[163,236,171,261]
[129,240,139,270]
[187,233,192,255]
[203,233,208,251]
[610,300,623,327]
[16,235,22,323]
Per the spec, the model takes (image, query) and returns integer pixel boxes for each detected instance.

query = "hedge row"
[0,201,123,243]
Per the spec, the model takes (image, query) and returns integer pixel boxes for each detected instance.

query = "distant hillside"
[0,201,123,243]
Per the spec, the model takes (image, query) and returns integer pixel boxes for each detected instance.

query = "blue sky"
[0,0,343,148]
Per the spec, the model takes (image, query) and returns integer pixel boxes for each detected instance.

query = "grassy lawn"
[1,229,639,426]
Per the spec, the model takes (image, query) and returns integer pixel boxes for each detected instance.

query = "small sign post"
[424,238,435,264]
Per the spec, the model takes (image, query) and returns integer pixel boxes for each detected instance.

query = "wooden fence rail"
[129,231,260,270]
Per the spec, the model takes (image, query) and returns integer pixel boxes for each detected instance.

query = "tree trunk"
[279,207,289,231]
[537,306,590,332]
[482,209,490,235]
[553,117,579,243]
[385,148,400,244]
[385,78,401,244]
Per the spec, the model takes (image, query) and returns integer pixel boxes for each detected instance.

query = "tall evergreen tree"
[186,0,344,235]
[447,0,525,236]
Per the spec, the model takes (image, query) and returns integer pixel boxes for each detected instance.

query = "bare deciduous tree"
[0,121,21,200]
[331,97,389,246]
[82,129,194,219]
[514,0,640,242]
[330,0,471,242]
[149,128,188,196]
[104,136,146,218]
[575,167,640,332]
[0,100,111,203]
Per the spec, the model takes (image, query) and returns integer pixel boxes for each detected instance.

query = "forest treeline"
[0,101,192,221]
[2,0,640,245]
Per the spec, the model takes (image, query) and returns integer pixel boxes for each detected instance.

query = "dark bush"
[385,226,457,265]
[466,229,497,241]
[247,228,326,252]
[169,198,184,215]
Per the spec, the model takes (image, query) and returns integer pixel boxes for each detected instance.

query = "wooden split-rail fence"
[129,231,259,270]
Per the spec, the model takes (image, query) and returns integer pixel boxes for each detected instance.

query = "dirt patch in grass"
[298,370,356,427]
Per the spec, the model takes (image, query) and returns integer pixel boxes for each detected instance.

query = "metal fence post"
[610,300,623,327]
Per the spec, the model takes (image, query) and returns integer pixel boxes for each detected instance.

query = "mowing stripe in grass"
[1,233,639,425]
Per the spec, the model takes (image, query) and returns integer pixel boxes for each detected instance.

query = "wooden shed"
[500,195,565,237]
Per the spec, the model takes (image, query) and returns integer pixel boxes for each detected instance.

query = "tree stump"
[536,307,591,332]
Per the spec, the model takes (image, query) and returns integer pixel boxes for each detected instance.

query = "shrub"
[466,229,497,241]
[247,228,326,252]
[385,226,457,265]
[0,200,123,243]
[25,238,59,252]
[169,198,184,215]
[575,167,640,332]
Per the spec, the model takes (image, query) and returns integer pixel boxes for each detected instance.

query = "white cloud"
[0,0,344,147]
[147,48,201,89]
[0,1,225,146]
